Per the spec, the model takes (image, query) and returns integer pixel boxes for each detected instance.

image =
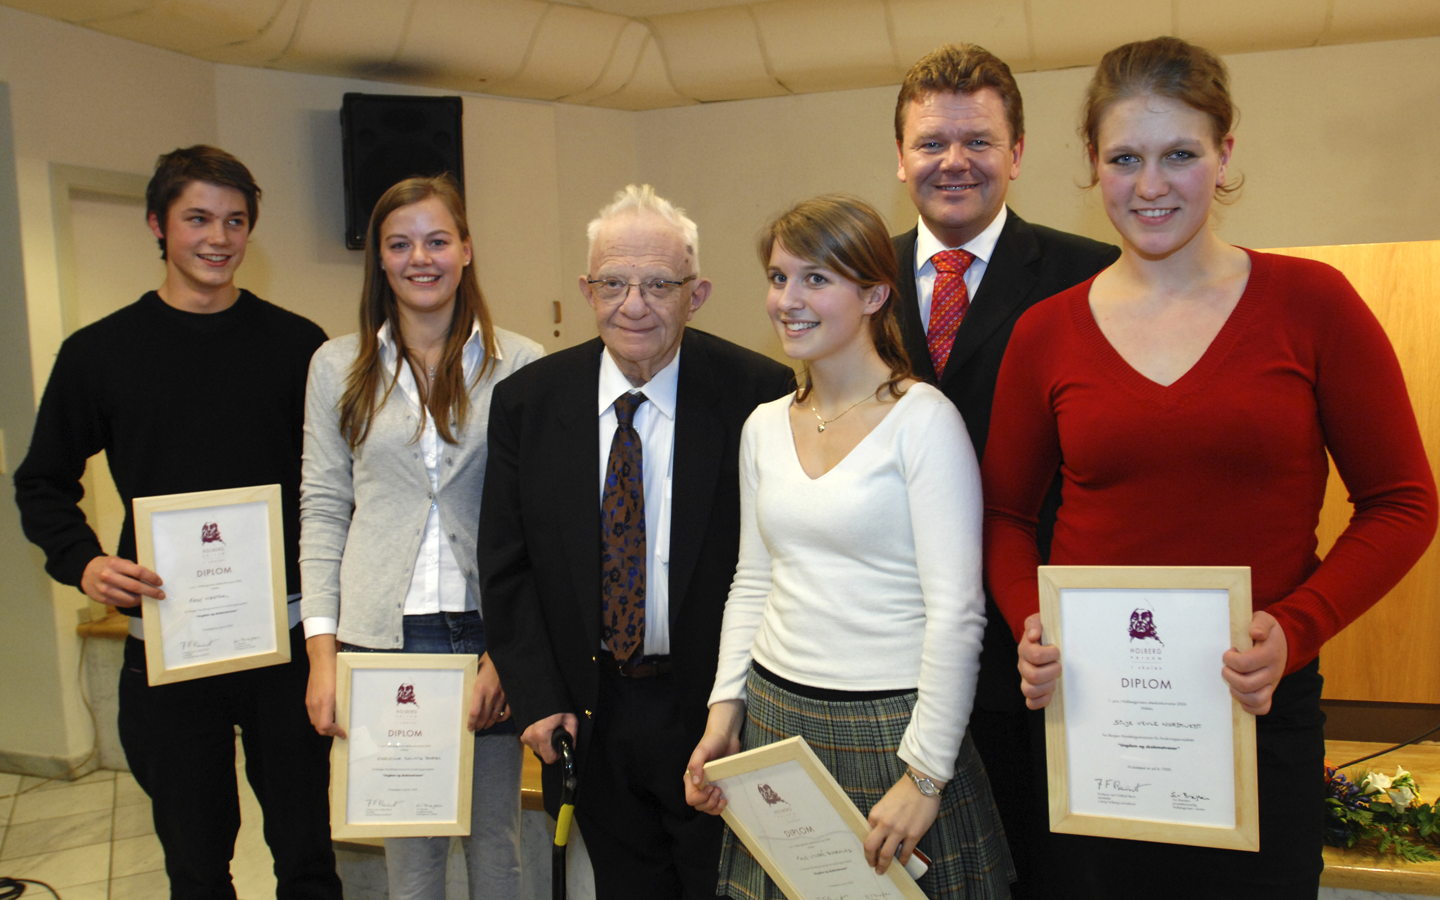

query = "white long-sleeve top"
[708,383,986,780]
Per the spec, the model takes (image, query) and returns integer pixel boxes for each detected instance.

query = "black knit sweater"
[14,291,326,611]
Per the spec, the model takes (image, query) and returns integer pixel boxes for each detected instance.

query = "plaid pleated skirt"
[717,666,1015,899]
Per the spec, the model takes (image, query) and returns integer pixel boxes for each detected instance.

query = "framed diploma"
[332,652,477,839]
[133,484,289,685]
[704,735,927,900]
[1038,565,1259,851]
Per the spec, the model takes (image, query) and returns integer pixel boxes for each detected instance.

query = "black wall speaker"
[341,93,465,250]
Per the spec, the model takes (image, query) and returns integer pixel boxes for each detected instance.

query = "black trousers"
[970,705,1044,899]
[574,667,724,900]
[119,625,341,900]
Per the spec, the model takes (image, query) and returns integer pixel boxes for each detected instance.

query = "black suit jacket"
[894,209,1119,711]
[479,329,793,814]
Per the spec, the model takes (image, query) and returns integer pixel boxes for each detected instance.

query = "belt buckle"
[616,655,651,678]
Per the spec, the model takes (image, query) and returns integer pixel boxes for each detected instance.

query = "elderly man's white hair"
[586,184,701,274]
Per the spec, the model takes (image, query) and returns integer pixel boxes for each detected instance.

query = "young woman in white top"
[299,175,543,900]
[684,195,1013,899]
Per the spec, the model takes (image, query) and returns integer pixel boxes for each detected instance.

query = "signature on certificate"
[1095,778,1149,794]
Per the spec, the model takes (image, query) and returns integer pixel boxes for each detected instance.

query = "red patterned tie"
[928,248,976,378]
[600,392,647,660]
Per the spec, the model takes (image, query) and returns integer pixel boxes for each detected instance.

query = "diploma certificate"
[332,652,477,839]
[704,736,927,900]
[133,485,289,685]
[1039,566,1259,851]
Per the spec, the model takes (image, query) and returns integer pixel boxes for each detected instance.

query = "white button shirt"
[303,320,488,639]
[596,346,679,657]
[913,205,1008,334]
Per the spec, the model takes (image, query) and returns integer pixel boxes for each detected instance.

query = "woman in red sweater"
[982,37,1436,898]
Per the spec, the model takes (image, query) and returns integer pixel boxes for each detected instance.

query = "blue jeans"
[343,612,522,900]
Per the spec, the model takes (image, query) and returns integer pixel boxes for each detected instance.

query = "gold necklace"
[809,391,876,433]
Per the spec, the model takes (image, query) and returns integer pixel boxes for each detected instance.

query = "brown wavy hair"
[894,43,1024,144]
[757,195,912,403]
[1081,36,1242,200]
[145,145,260,260]
[338,175,498,449]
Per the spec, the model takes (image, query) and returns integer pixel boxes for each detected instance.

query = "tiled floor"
[0,740,277,899]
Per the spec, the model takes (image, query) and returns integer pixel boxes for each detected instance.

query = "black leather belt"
[598,651,673,679]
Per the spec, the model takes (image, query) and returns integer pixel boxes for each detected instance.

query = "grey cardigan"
[299,327,544,649]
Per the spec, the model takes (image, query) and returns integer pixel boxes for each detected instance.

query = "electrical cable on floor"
[1335,720,1440,771]
[0,875,61,897]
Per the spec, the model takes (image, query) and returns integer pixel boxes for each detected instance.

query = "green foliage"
[1324,766,1440,863]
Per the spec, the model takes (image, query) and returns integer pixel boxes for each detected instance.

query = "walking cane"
[551,729,578,900]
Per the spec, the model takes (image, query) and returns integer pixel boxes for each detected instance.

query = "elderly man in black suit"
[479,184,793,900]
[891,44,1121,898]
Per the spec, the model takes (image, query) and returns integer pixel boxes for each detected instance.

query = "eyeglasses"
[586,275,696,303]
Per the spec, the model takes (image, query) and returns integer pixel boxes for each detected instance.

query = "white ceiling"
[8,0,1440,110]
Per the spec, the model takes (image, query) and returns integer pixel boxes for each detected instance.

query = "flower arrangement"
[1324,763,1440,862]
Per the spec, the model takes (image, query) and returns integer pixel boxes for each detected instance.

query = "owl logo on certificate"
[1128,607,1163,646]
[396,683,418,707]
[757,784,786,806]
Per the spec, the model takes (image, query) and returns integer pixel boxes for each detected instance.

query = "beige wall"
[2,2,1439,769]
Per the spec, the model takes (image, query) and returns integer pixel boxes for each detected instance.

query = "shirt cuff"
[303,616,338,639]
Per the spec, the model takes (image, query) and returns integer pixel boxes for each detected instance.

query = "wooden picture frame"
[332,652,478,839]
[1038,565,1259,851]
[133,484,289,685]
[704,735,927,900]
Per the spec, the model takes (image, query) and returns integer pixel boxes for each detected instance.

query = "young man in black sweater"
[14,146,342,900]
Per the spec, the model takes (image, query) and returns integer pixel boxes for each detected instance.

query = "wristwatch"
[906,767,941,797]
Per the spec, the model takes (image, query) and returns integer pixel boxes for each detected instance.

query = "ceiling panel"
[652,7,788,101]
[198,0,303,66]
[392,0,546,89]
[890,0,1032,74]
[588,32,696,109]
[86,0,285,54]
[1175,0,1327,55]
[584,0,757,14]
[2,0,150,20]
[754,0,903,93]
[275,0,409,78]
[487,4,630,100]
[1028,0,1171,69]
[1328,0,1440,44]
[7,0,1440,111]
[562,20,654,103]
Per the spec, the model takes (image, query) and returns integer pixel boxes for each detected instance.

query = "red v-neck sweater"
[982,250,1436,675]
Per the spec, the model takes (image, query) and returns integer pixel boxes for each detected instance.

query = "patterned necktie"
[600,392,647,660]
[928,248,976,378]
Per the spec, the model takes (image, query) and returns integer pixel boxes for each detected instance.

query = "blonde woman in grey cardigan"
[299,175,543,900]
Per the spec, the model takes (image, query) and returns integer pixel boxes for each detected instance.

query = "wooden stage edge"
[1322,740,1440,895]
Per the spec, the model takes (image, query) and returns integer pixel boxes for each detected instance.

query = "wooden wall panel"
[1264,241,1440,703]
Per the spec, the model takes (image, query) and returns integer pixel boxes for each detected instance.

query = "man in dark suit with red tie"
[891,44,1120,898]
[480,185,793,900]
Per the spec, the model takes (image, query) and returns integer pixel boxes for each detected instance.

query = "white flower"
[1361,766,1423,808]
[1387,786,1417,809]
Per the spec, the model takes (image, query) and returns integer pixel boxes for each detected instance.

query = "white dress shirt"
[596,347,679,657]
[913,205,1008,334]
[303,319,489,639]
